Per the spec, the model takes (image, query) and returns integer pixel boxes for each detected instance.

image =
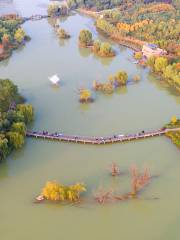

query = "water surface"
[0,1,180,240]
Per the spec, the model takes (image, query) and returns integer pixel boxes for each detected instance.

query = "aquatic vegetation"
[93,40,115,57]
[93,80,114,94]
[94,165,151,204]
[57,28,70,39]
[130,165,151,196]
[108,162,120,176]
[93,70,141,96]
[79,30,115,57]
[110,71,128,86]
[133,75,141,82]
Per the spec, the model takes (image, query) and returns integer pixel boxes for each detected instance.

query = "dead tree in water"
[94,186,114,204]
[94,165,151,204]
[108,162,120,176]
[130,165,151,196]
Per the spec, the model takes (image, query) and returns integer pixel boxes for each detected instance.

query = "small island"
[36,164,152,204]
[79,88,93,103]
[0,14,30,62]
[78,29,115,57]
[57,28,71,39]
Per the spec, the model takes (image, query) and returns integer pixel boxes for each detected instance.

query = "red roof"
[0,44,3,49]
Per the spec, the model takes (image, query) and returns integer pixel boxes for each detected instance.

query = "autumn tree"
[41,181,86,202]
[2,33,10,47]
[171,116,177,125]
[114,71,128,86]
[79,89,92,102]
[154,57,168,73]
[14,28,25,43]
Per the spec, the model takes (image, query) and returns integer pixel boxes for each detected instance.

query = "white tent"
[49,74,60,85]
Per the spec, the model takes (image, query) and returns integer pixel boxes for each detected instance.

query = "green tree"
[0,137,9,161]
[79,29,92,47]
[99,42,114,56]
[114,71,128,85]
[6,131,24,149]
[17,104,34,124]
[11,122,26,136]
[0,79,18,112]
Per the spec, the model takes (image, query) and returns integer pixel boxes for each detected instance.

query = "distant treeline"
[67,0,176,10]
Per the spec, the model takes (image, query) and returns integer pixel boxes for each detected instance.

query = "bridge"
[26,128,180,145]
[23,14,49,22]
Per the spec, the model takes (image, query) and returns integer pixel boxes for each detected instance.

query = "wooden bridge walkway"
[23,14,49,22]
[26,128,180,145]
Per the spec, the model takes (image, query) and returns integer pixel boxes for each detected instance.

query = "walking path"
[26,128,180,145]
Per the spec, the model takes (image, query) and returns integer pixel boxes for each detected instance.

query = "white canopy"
[49,74,60,84]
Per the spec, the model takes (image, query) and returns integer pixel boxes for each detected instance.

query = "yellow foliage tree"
[14,28,25,43]
[79,89,91,102]
[41,181,86,202]
[171,116,177,125]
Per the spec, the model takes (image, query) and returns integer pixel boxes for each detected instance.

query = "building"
[142,44,167,58]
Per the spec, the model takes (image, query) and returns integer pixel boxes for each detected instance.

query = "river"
[0,1,180,240]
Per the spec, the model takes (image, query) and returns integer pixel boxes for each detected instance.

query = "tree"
[154,57,168,73]
[0,79,34,160]
[0,79,18,112]
[11,122,26,136]
[114,71,128,85]
[6,131,24,149]
[0,137,9,161]
[134,51,142,60]
[93,40,101,53]
[47,3,60,16]
[41,181,86,202]
[147,56,156,70]
[57,28,70,39]
[171,116,177,125]
[79,89,92,102]
[79,30,92,47]
[99,42,114,57]
[14,28,25,43]
[163,65,175,79]
[17,104,34,124]
[2,33,10,47]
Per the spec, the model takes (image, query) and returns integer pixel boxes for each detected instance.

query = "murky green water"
[0,1,180,240]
